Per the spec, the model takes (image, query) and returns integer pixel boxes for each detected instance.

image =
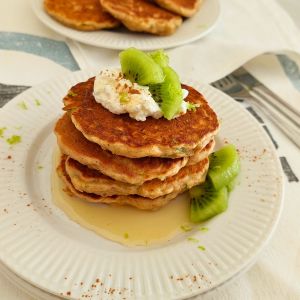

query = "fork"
[212,70,300,149]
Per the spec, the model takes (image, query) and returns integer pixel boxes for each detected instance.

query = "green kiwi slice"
[148,49,169,67]
[149,66,183,120]
[227,177,237,192]
[119,48,164,86]
[208,144,240,190]
[189,183,228,223]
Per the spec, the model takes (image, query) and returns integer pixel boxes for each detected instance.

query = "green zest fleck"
[187,102,200,112]
[187,237,199,243]
[199,227,209,232]
[124,232,129,239]
[14,126,22,130]
[18,101,28,110]
[176,147,188,154]
[37,165,44,170]
[180,224,192,232]
[6,135,21,145]
[198,245,206,251]
[68,91,77,97]
[197,24,208,29]
[119,92,130,104]
[35,99,41,106]
[0,127,7,138]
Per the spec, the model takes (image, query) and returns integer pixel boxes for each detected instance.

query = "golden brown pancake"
[55,113,189,185]
[58,155,184,210]
[154,0,202,17]
[65,155,209,198]
[64,77,219,159]
[186,138,215,166]
[100,0,182,35]
[44,0,119,31]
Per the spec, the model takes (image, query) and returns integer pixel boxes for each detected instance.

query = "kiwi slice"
[149,66,183,120]
[189,183,228,223]
[208,144,240,190]
[148,49,169,67]
[119,48,164,86]
[227,177,237,192]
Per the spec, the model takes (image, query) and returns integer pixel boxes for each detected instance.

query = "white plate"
[31,0,220,50]
[0,70,283,300]
[0,261,61,300]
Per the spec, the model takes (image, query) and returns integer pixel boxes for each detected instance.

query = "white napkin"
[245,52,300,113]
[169,0,300,82]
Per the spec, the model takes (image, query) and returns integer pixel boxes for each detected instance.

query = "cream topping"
[93,68,189,121]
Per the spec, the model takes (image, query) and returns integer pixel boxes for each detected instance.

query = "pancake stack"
[54,77,219,211]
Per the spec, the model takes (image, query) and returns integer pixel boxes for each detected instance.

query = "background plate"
[31,0,220,50]
[0,70,283,300]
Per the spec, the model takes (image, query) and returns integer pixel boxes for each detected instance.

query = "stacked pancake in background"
[54,77,219,211]
[44,0,203,35]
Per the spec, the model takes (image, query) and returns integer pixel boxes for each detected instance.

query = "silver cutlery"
[212,67,300,149]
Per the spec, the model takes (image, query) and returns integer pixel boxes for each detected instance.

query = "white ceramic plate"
[0,70,283,300]
[0,261,61,300]
[31,0,220,50]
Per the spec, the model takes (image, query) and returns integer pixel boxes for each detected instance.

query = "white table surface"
[0,1,300,300]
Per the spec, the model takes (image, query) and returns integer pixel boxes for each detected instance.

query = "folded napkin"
[169,0,300,82]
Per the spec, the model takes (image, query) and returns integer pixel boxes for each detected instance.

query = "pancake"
[186,138,215,166]
[54,113,189,185]
[154,0,202,17]
[58,155,184,210]
[100,0,182,35]
[65,155,209,198]
[44,0,119,31]
[64,77,219,159]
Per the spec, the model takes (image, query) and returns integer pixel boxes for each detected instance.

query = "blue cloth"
[0,32,80,71]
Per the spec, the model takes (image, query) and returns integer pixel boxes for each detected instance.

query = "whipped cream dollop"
[93,68,189,121]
